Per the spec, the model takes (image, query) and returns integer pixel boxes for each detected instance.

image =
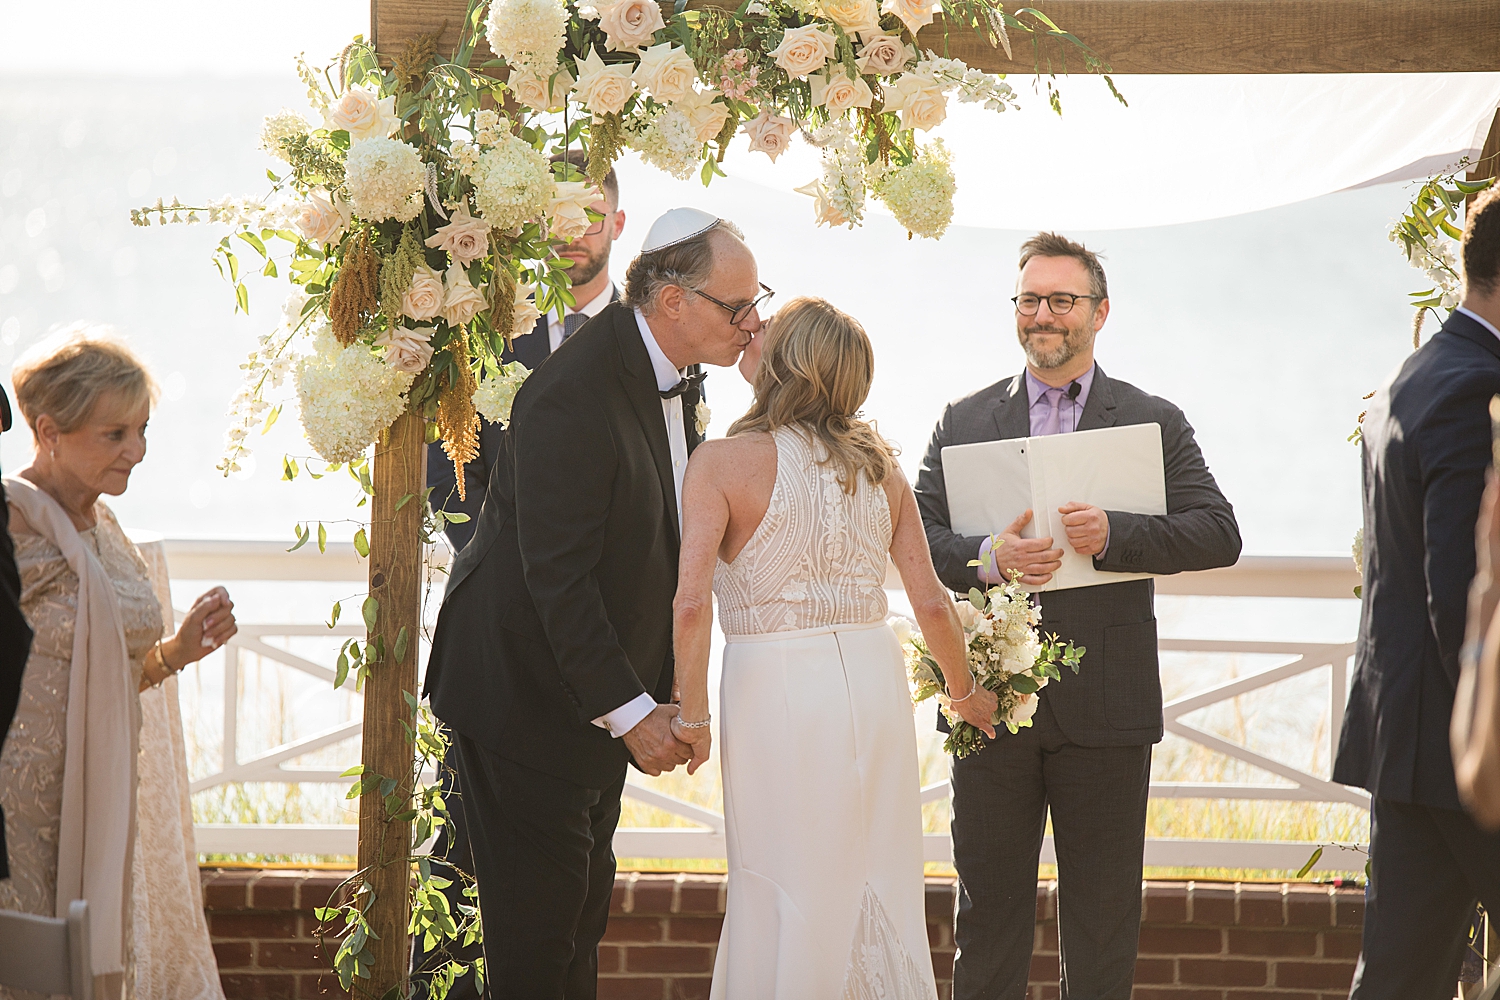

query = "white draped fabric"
[721,73,1500,230]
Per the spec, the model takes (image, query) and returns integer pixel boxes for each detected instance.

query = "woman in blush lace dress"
[671,298,999,999]
[0,327,237,1000]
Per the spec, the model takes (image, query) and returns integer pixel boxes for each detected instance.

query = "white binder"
[941,423,1167,592]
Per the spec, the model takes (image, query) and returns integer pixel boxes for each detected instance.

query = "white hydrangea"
[259,109,312,161]
[872,140,955,239]
[625,106,701,180]
[294,324,415,463]
[471,134,555,231]
[485,0,569,72]
[1352,528,1364,577]
[472,361,533,426]
[344,137,426,223]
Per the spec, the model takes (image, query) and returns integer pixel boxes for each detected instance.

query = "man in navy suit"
[1333,185,1500,998]
[411,156,625,998]
[426,156,625,550]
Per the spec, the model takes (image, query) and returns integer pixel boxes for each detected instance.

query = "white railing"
[171,540,1368,872]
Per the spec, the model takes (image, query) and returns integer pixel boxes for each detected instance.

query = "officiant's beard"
[1020,324,1091,370]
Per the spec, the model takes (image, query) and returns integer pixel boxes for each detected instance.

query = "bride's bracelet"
[948,676,980,705]
[146,639,180,688]
[673,715,711,730]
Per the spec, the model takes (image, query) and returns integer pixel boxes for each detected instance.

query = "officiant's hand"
[991,510,1065,586]
[1058,502,1109,557]
[623,705,694,776]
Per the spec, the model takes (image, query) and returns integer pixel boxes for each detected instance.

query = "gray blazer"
[915,365,1242,747]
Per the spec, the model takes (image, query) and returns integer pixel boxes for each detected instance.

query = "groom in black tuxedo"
[1332,186,1500,997]
[423,211,764,998]
[916,233,1241,999]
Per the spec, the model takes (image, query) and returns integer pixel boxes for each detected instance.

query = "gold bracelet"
[149,639,176,687]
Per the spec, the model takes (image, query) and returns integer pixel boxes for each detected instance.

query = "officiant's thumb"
[1006,509,1033,535]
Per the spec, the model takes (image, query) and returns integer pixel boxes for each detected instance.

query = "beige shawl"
[4,476,138,976]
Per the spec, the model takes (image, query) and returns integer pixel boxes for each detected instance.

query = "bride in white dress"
[671,297,999,999]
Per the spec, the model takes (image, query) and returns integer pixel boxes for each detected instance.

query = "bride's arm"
[672,444,731,774]
[885,470,998,737]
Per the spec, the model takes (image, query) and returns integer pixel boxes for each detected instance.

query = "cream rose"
[442,264,488,327]
[1009,692,1039,727]
[810,69,874,115]
[572,49,637,116]
[883,72,947,131]
[375,326,435,374]
[632,42,700,103]
[819,0,879,32]
[324,87,401,142]
[401,264,445,322]
[881,0,936,37]
[510,64,574,111]
[510,286,543,336]
[767,24,838,80]
[794,179,849,228]
[292,192,349,246]
[888,616,914,645]
[674,89,732,143]
[596,0,665,51]
[855,32,914,75]
[548,180,600,241]
[425,203,492,264]
[743,110,797,162]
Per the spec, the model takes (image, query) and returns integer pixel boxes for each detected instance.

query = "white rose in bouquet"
[881,0,936,37]
[889,616,914,645]
[743,110,797,162]
[548,181,600,241]
[442,264,488,327]
[324,87,401,141]
[768,25,838,79]
[485,0,569,71]
[1008,692,1039,727]
[471,134,555,231]
[510,63,575,112]
[596,0,666,52]
[401,264,446,322]
[424,203,493,264]
[375,325,436,374]
[674,89,732,143]
[811,69,875,115]
[344,137,425,222]
[883,72,948,131]
[573,49,637,116]
[292,191,350,247]
[633,42,700,103]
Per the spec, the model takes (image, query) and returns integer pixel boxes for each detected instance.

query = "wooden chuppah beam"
[1471,110,1500,209]
[373,0,1500,75]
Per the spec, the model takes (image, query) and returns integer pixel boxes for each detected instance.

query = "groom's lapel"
[1076,365,1119,432]
[613,306,681,541]
[991,374,1031,441]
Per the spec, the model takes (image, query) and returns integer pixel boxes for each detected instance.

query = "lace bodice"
[714,425,892,635]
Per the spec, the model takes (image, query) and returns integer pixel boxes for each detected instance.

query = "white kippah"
[640,207,720,253]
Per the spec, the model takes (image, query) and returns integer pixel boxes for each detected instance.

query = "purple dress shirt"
[976,364,1105,582]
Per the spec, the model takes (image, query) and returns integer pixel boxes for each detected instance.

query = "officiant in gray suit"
[915,232,1241,999]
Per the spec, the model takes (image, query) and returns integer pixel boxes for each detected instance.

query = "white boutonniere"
[694,401,711,437]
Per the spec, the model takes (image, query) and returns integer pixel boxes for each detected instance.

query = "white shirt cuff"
[592,691,656,739]
[977,535,1002,584]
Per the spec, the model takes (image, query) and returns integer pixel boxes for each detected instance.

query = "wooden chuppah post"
[359,410,426,994]
[1470,110,1500,210]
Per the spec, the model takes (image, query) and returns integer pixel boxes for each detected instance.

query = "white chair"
[0,899,93,1000]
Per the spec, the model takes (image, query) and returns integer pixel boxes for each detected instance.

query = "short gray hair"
[622,219,745,314]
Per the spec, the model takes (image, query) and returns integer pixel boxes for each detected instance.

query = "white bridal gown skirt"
[710,621,937,1000]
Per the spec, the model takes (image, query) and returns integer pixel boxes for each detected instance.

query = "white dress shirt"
[591,308,692,739]
[1458,305,1500,343]
[546,283,616,352]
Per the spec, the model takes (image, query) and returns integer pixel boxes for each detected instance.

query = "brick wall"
[202,869,1366,1000]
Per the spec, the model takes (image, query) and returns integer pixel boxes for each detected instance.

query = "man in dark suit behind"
[916,233,1241,999]
[1333,186,1500,998]
[423,214,765,998]
[0,385,34,880]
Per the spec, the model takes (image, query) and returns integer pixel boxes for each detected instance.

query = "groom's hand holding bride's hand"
[622,704,695,776]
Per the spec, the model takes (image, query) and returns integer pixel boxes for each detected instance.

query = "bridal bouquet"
[901,579,1084,758]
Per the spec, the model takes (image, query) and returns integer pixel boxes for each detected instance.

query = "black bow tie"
[660,370,707,400]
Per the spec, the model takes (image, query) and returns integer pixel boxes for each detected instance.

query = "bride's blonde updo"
[727,296,897,493]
